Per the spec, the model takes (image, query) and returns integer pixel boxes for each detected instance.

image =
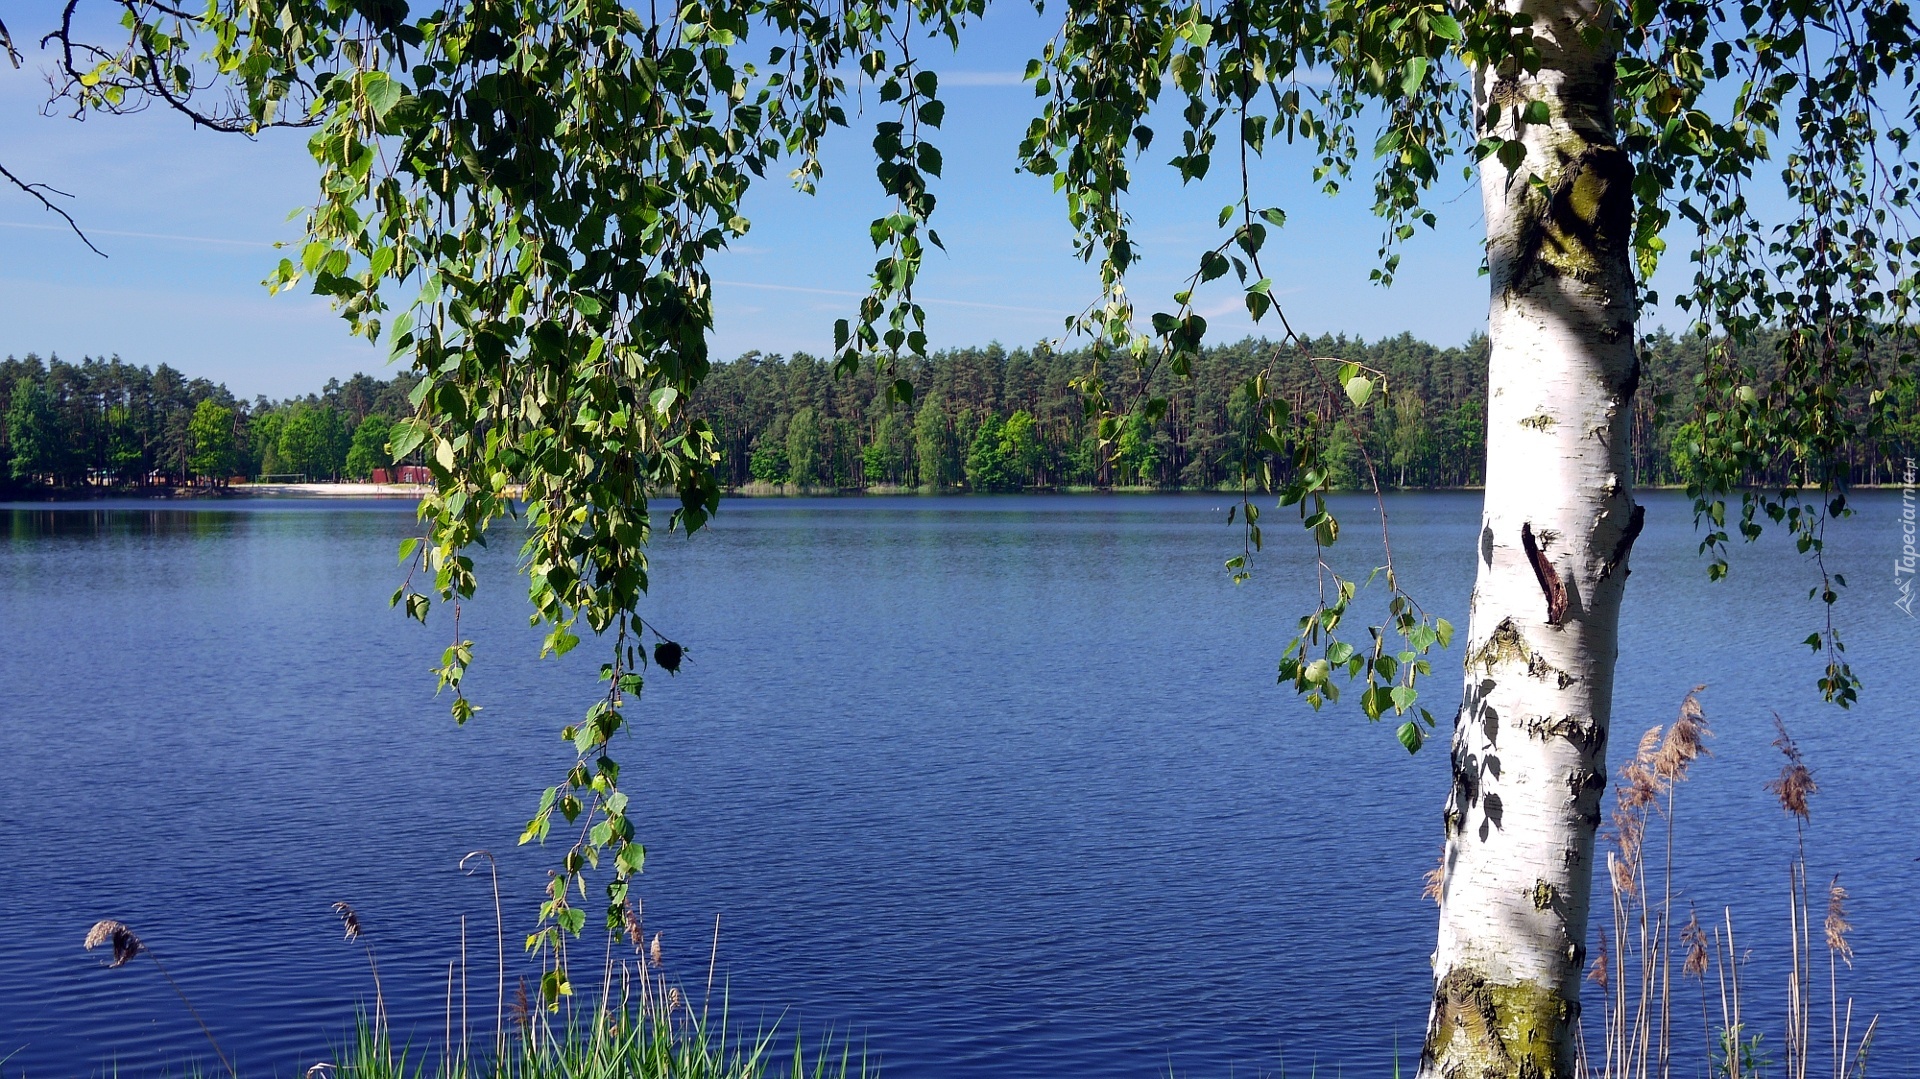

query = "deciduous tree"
[187,399,237,483]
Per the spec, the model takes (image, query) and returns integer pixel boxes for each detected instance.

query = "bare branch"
[0,161,107,257]
[1,16,23,68]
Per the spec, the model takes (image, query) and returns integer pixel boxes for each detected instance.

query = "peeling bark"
[1520,522,1569,625]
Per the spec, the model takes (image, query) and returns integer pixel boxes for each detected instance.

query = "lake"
[1,492,1914,1077]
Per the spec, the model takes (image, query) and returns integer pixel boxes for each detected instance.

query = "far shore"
[10,482,1917,504]
[238,481,432,497]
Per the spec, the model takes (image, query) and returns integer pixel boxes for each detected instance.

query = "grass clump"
[82,884,871,1079]
[320,1002,871,1079]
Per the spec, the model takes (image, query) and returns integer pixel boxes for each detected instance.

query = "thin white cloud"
[0,218,278,250]
[714,277,1069,317]
[938,71,1029,87]
[1196,288,1307,320]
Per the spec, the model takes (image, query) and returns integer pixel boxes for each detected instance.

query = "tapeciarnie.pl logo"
[1898,457,1917,617]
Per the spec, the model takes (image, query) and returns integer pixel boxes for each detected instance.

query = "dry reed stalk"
[1717,913,1743,1079]
[460,850,506,1063]
[1682,907,1711,1078]
[1602,722,1661,1079]
[1657,689,1711,1079]
[1585,705,1881,1079]
[83,920,236,1079]
[1768,716,1819,1079]
[1822,875,1877,1078]
[444,960,455,1079]
[598,925,618,1046]
[1590,688,1714,1079]
[459,914,469,1076]
[705,914,722,1027]
[332,901,387,1056]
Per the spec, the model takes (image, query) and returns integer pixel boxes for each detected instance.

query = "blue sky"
[4,2,1517,400]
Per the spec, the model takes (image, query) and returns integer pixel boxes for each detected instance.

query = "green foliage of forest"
[0,354,420,491]
[5,332,1914,495]
[702,333,1920,491]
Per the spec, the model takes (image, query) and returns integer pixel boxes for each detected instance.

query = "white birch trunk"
[1417,1,1643,1075]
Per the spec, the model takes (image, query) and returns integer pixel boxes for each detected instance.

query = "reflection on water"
[0,492,1913,1077]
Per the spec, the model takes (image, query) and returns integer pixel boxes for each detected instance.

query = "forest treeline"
[701,332,1918,490]
[4,333,1915,495]
[0,354,419,490]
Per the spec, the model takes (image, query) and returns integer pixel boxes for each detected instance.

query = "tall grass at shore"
[309,896,873,1079]
[322,999,870,1079]
[80,885,871,1079]
[1580,690,1877,1078]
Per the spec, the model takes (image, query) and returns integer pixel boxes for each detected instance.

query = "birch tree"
[8,0,1915,1071]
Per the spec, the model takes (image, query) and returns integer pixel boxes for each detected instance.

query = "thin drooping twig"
[83,920,235,1078]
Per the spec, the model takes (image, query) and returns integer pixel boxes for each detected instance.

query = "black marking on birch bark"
[1527,714,1601,751]
[1597,503,1645,582]
[1565,766,1605,797]
[1527,652,1578,687]
[1521,523,1569,625]
[1509,143,1633,288]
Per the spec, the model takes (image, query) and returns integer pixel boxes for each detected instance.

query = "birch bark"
[1417,1,1644,1074]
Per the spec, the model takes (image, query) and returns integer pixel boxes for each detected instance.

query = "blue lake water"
[0,492,1914,1077]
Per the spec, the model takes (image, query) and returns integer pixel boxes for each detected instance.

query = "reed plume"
[83,919,141,968]
[509,977,533,1031]
[1824,879,1853,968]
[333,901,387,1043]
[1681,909,1710,980]
[1824,876,1871,1079]
[1767,716,1817,823]
[1421,847,1445,905]
[1607,725,1664,900]
[82,919,235,1078]
[622,897,645,950]
[1587,935,1611,992]
[332,901,363,942]
[1655,688,1712,783]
